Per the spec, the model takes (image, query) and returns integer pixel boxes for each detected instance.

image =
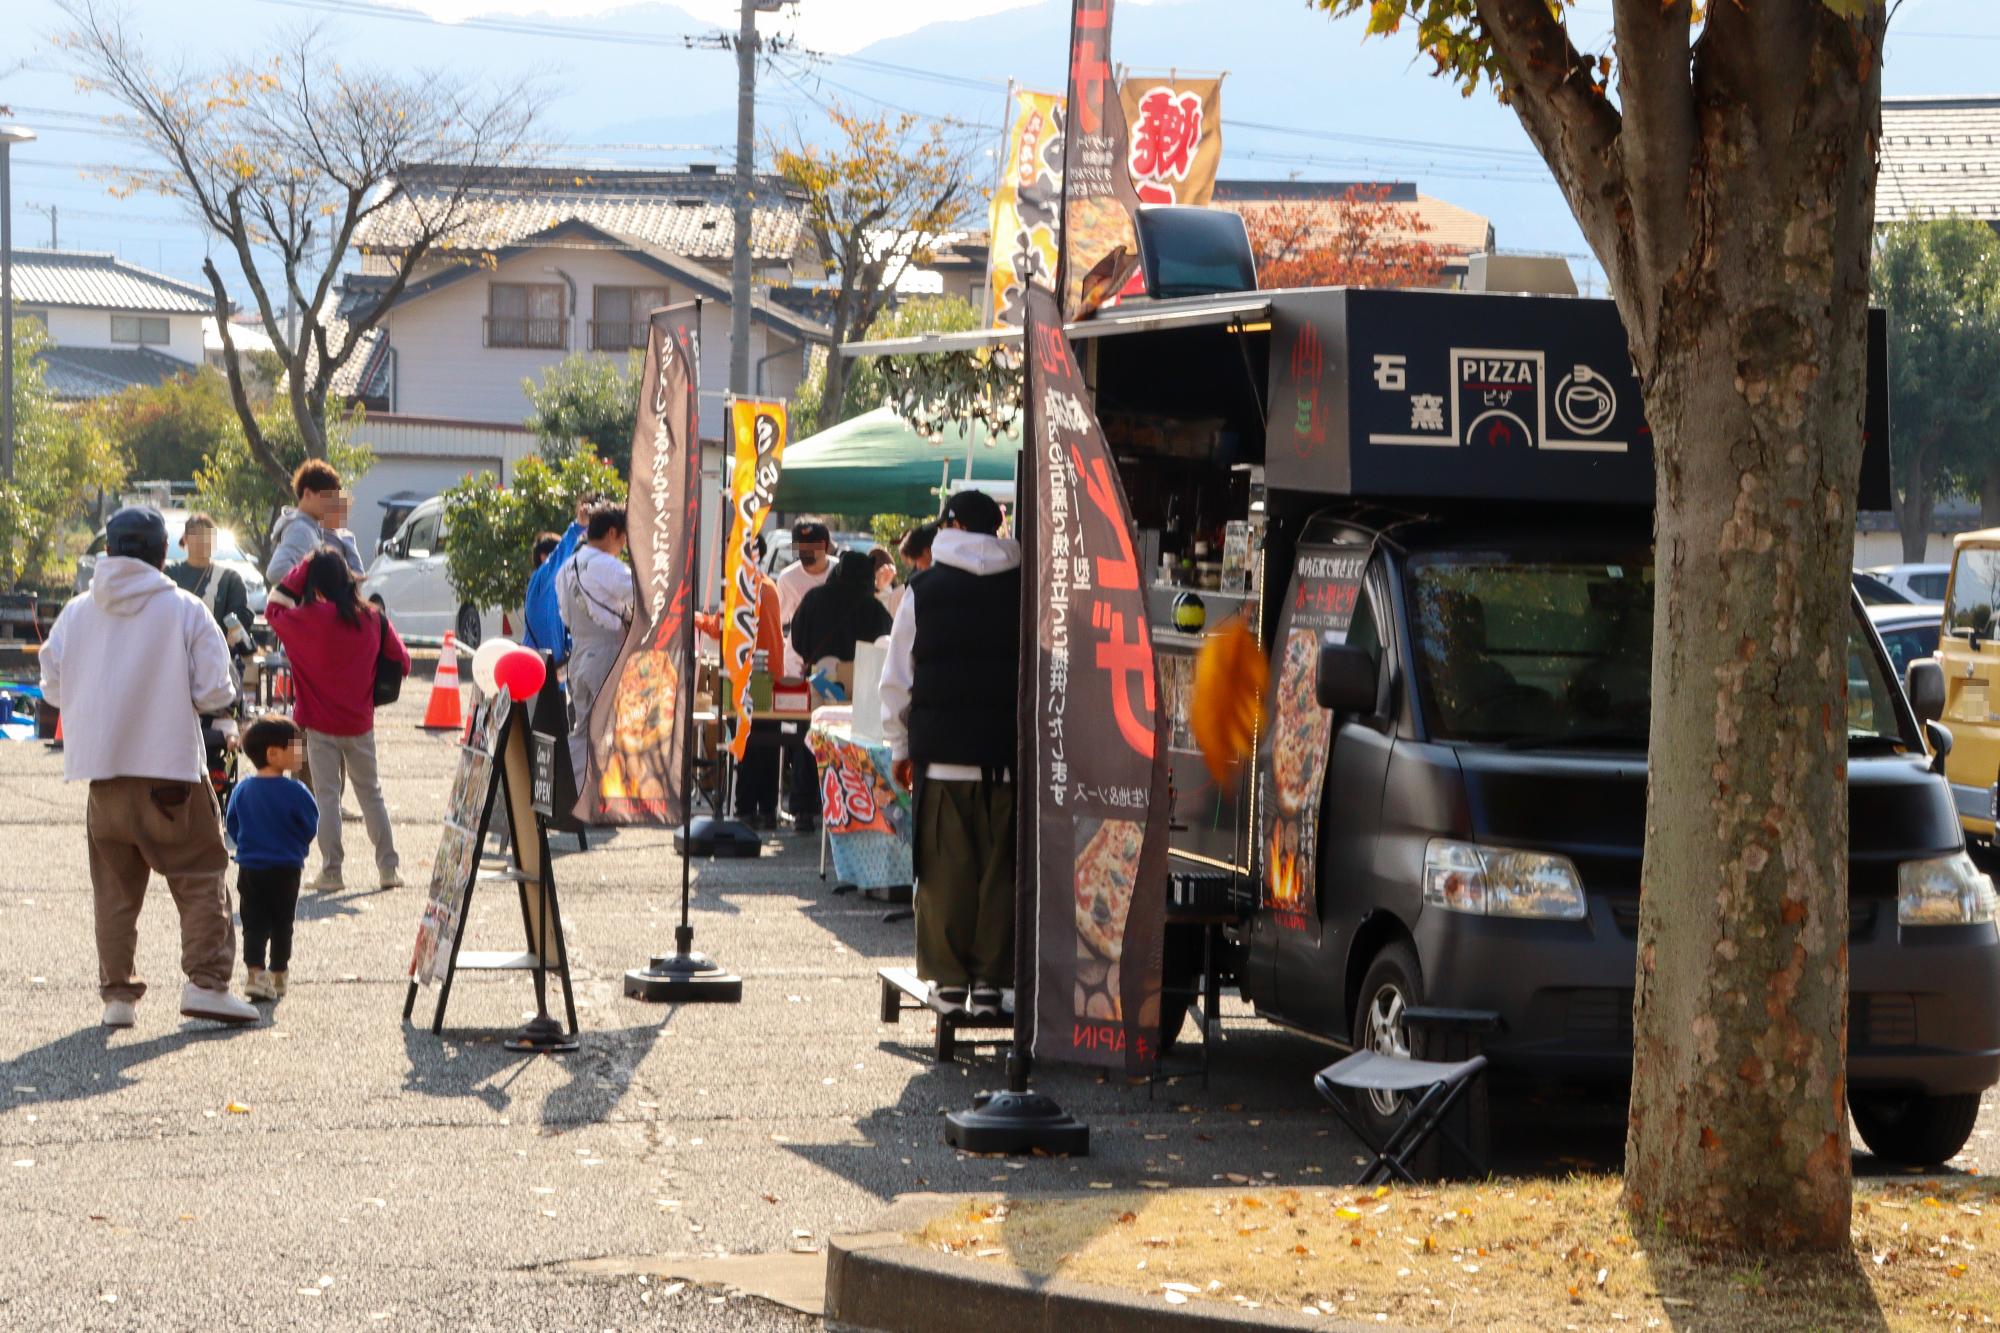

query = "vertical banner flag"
[1023,284,1168,1074]
[721,399,787,761]
[987,90,1065,328]
[1117,76,1222,207]
[1057,0,1143,321]
[576,305,701,825]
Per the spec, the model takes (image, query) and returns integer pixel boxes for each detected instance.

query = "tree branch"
[203,258,290,491]
[1611,0,1696,286]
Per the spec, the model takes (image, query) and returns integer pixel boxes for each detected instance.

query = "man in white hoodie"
[42,507,260,1029]
[879,490,1022,1018]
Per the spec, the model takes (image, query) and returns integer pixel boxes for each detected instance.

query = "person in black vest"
[879,490,1021,1017]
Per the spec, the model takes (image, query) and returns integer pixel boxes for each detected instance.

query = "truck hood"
[1453,746,1960,896]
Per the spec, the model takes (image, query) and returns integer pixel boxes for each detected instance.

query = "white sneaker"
[309,868,344,892]
[180,982,259,1026]
[101,1000,136,1029]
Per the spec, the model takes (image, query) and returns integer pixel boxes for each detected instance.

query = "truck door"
[1273,575,1394,1037]
[1243,543,1392,1037]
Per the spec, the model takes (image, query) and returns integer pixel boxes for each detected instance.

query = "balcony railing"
[589,319,647,352]
[484,316,568,350]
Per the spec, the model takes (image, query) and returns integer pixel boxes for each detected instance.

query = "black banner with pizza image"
[1259,542,1368,937]
[1022,284,1169,1074]
[575,305,702,825]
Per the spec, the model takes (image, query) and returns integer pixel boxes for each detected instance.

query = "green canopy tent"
[774,406,1019,517]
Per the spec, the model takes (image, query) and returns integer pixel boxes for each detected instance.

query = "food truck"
[855,212,2000,1166]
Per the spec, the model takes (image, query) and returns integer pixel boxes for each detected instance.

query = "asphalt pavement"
[0,679,1993,1330]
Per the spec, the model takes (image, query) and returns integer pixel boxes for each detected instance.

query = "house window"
[486,282,566,350]
[111,314,170,345]
[591,286,669,352]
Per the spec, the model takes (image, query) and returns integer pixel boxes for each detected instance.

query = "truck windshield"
[1407,554,1909,749]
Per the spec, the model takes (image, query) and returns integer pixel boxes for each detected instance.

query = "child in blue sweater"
[226,716,321,1001]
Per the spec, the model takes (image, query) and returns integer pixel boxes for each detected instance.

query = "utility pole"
[2,124,38,482]
[728,0,759,398]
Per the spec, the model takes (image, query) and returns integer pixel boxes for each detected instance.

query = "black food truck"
[859,216,2000,1166]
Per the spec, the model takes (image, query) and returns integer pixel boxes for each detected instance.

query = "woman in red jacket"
[266,547,412,890]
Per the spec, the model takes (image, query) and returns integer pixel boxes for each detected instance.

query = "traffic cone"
[420,631,464,731]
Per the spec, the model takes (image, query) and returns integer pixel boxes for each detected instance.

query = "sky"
[5,0,2000,296]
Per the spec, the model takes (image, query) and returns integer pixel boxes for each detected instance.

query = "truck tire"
[456,603,483,649]
[1851,1092,1981,1166]
[1350,940,1424,1138]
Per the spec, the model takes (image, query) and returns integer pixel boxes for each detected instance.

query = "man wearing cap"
[41,507,261,1028]
[773,518,834,831]
[879,490,1022,1017]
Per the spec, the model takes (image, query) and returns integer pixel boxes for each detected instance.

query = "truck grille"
[1851,993,1918,1047]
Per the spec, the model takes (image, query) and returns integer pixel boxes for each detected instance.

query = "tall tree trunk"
[1894,447,1936,563]
[1619,23,1877,1254]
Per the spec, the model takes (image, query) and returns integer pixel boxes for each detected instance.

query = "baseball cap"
[941,489,1003,536]
[105,506,170,565]
[791,518,831,545]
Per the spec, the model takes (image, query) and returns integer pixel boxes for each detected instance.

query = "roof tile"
[10,250,212,314]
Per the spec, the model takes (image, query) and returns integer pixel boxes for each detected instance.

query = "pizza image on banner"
[600,648,681,810]
[1073,815,1143,1022]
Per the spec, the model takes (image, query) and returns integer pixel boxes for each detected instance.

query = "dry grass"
[914,1176,2000,1330]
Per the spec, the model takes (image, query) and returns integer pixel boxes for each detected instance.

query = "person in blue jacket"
[522,492,600,664]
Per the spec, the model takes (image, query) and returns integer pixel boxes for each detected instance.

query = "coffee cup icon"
[1556,365,1616,436]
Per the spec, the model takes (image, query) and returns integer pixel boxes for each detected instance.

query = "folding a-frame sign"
[404,693,577,1037]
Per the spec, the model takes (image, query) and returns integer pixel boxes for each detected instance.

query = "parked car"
[1868,602,1942,680]
[75,509,269,614]
[1865,562,1950,603]
[1854,570,1919,606]
[360,496,503,647]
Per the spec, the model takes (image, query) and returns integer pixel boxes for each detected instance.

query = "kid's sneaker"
[268,971,288,998]
[245,969,277,1001]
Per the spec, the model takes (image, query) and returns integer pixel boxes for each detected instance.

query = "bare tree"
[59,2,541,489]
[773,102,974,427]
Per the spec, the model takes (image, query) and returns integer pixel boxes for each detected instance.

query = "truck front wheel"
[1850,1091,1981,1166]
[1350,940,1424,1135]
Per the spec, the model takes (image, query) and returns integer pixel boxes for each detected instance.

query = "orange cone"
[420,631,464,731]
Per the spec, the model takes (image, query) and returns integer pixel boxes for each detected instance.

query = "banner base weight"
[944,1089,1089,1156]
[503,1013,579,1054]
[675,816,763,858]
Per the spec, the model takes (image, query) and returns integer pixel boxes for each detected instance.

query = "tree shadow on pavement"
[1642,1247,1889,1333]
[396,1012,673,1124]
[1,1022,249,1109]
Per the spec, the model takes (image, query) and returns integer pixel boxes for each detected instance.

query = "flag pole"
[626,296,743,1004]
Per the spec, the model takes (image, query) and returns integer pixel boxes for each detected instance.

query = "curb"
[823,1194,1410,1333]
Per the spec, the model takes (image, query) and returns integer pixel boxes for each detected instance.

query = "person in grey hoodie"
[41,507,261,1030]
[878,490,1022,1018]
[266,459,363,585]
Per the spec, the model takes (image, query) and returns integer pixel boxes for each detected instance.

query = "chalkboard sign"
[531,731,557,817]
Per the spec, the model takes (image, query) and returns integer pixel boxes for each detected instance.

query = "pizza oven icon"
[1555,365,1617,436]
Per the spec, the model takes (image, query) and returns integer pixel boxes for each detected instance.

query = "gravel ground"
[0,673,1993,1329]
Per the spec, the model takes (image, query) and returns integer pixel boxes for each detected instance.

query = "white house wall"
[379,246,807,432]
[34,306,204,366]
[346,414,540,557]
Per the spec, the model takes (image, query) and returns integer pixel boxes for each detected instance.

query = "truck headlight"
[1898,853,1998,926]
[1423,839,1587,920]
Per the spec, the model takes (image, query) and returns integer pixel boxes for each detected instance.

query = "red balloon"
[494,648,546,702]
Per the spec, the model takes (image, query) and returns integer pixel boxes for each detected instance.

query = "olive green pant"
[913,778,1016,987]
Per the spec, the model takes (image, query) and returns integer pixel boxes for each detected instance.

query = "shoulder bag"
[372,610,403,706]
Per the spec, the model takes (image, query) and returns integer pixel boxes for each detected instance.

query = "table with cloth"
[804,706,913,891]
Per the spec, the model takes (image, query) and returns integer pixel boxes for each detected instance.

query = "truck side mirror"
[1316,640,1378,715]
[1907,658,1946,725]
[1926,720,1953,776]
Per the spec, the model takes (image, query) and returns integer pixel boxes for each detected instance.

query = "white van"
[361,497,504,647]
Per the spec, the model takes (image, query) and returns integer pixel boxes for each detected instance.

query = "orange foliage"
[1230,184,1447,290]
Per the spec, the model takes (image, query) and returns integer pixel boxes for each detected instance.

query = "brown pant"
[87,777,236,1003]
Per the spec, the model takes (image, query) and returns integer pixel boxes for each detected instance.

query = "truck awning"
[838,292,1274,358]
